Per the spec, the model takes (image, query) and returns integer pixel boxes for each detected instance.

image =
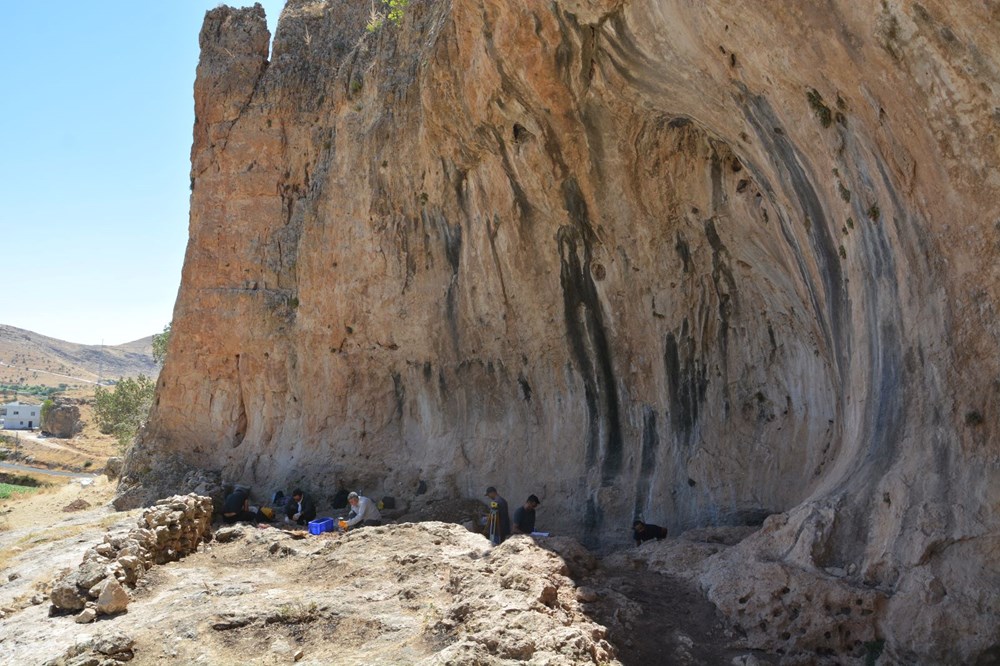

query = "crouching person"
[285,489,317,526]
[221,488,260,525]
[344,491,382,529]
[632,520,668,546]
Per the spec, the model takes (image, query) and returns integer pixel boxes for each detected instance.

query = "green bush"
[152,323,171,366]
[366,0,409,32]
[0,383,60,398]
[93,375,156,452]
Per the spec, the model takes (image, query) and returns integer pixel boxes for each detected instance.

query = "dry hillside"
[0,324,157,390]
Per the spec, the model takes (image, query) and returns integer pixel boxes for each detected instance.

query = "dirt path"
[0,461,98,478]
[8,430,78,453]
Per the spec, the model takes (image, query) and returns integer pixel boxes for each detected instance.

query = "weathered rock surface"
[43,630,136,666]
[119,0,1000,661]
[10,518,620,665]
[103,456,123,481]
[43,404,81,438]
[95,579,130,616]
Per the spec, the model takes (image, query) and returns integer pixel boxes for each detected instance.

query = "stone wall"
[50,494,213,621]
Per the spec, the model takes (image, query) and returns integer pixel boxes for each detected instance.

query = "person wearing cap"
[512,494,541,535]
[345,491,383,528]
[484,486,511,545]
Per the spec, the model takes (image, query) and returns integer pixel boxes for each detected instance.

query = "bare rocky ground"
[0,485,781,665]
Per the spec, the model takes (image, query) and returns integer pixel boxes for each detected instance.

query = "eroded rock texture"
[120,1,1000,660]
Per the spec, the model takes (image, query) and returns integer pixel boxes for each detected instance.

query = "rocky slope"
[2,502,619,665]
[3,484,767,665]
[119,0,1000,661]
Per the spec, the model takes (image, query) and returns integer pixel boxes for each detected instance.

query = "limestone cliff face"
[120,0,1000,660]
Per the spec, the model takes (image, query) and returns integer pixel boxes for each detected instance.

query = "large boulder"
[43,404,80,438]
[104,456,124,481]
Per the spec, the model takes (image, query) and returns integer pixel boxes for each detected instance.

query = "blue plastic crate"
[308,517,334,535]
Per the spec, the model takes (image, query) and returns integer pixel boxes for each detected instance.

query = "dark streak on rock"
[675,232,692,273]
[704,218,739,364]
[518,374,532,402]
[633,407,660,516]
[489,127,534,224]
[582,496,602,549]
[740,90,847,386]
[391,371,405,422]
[665,326,708,444]
[710,149,725,210]
[558,178,624,490]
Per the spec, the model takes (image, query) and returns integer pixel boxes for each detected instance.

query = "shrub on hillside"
[93,375,155,452]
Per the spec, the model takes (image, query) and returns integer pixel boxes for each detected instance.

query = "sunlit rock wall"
[119,1,1000,660]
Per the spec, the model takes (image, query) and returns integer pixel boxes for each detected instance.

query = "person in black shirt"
[221,488,259,525]
[512,494,541,535]
[284,489,317,526]
[632,520,668,546]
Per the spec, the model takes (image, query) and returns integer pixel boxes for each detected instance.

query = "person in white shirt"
[345,491,383,529]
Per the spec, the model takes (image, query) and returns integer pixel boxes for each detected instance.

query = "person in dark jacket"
[512,494,541,535]
[632,520,668,546]
[285,489,317,525]
[485,486,511,544]
[221,488,259,525]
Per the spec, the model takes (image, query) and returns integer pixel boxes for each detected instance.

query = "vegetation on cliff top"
[366,0,409,32]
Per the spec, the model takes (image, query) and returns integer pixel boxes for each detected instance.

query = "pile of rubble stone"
[49,494,213,623]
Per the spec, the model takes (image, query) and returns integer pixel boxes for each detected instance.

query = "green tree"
[93,375,156,452]
[40,399,54,429]
[152,323,171,366]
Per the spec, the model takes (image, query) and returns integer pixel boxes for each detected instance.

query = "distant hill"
[0,324,158,389]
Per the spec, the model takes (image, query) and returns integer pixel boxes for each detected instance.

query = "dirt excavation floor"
[0,485,779,665]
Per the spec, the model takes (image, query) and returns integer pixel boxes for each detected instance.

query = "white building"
[0,401,41,430]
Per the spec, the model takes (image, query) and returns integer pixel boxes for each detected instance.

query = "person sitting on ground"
[284,488,317,526]
[344,491,383,529]
[512,494,541,535]
[632,520,668,546]
[484,486,511,545]
[221,487,259,525]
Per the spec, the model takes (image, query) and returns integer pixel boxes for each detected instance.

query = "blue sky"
[1,1,283,345]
